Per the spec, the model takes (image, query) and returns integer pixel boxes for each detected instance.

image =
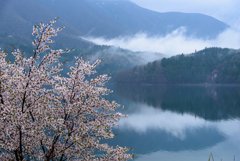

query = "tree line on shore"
[115,47,240,84]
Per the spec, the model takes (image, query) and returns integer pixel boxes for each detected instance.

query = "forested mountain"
[0,0,232,82]
[0,0,166,78]
[115,48,240,84]
[58,46,164,80]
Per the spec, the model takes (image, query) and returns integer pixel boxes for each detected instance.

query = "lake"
[104,84,240,161]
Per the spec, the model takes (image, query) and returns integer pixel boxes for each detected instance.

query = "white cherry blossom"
[0,18,134,161]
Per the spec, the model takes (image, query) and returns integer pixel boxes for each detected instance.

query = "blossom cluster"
[0,18,134,161]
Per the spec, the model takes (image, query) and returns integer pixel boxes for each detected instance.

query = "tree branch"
[46,134,60,161]
[14,150,20,161]
[18,126,23,161]
[21,88,28,113]
[0,69,4,105]
[60,121,75,160]
[29,111,35,122]
[40,140,46,155]
[20,24,49,114]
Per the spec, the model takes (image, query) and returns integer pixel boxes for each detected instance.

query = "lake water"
[104,84,240,161]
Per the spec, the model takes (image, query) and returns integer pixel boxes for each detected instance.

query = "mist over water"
[83,27,240,57]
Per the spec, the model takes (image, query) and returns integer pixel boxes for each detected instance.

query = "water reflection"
[103,84,240,160]
[114,84,240,120]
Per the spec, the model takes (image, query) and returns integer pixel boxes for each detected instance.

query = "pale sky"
[130,0,240,27]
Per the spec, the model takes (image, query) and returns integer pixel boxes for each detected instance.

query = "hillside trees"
[115,48,240,84]
[0,18,133,160]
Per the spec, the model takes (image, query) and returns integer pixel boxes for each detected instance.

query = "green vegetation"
[115,47,240,84]
[208,153,216,161]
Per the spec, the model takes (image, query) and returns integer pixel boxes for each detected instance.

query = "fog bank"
[83,27,240,57]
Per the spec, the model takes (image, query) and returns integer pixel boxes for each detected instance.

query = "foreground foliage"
[0,18,133,160]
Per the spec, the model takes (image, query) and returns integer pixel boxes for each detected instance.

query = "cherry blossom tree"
[0,18,134,161]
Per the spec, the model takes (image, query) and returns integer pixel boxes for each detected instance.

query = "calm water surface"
[104,84,240,161]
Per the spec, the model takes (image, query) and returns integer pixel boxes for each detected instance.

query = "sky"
[129,0,240,27]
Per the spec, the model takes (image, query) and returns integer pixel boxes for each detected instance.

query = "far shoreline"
[110,82,240,87]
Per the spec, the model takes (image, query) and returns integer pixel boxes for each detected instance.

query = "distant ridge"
[0,0,90,49]
[37,0,229,39]
[0,0,229,48]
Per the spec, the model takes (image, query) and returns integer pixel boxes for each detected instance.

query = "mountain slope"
[115,48,240,84]
[36,0,229,39]
[0,0,90,49]
[0,0,229,47]
[0,0,165,79]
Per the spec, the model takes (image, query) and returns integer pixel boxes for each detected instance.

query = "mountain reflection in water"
[103,84,240,161]
[114,84,240,120]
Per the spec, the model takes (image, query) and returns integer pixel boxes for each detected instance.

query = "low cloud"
[118,104,206,140]
[83,27,240,57]
[117,102,240,142]
[86,46,162,65]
